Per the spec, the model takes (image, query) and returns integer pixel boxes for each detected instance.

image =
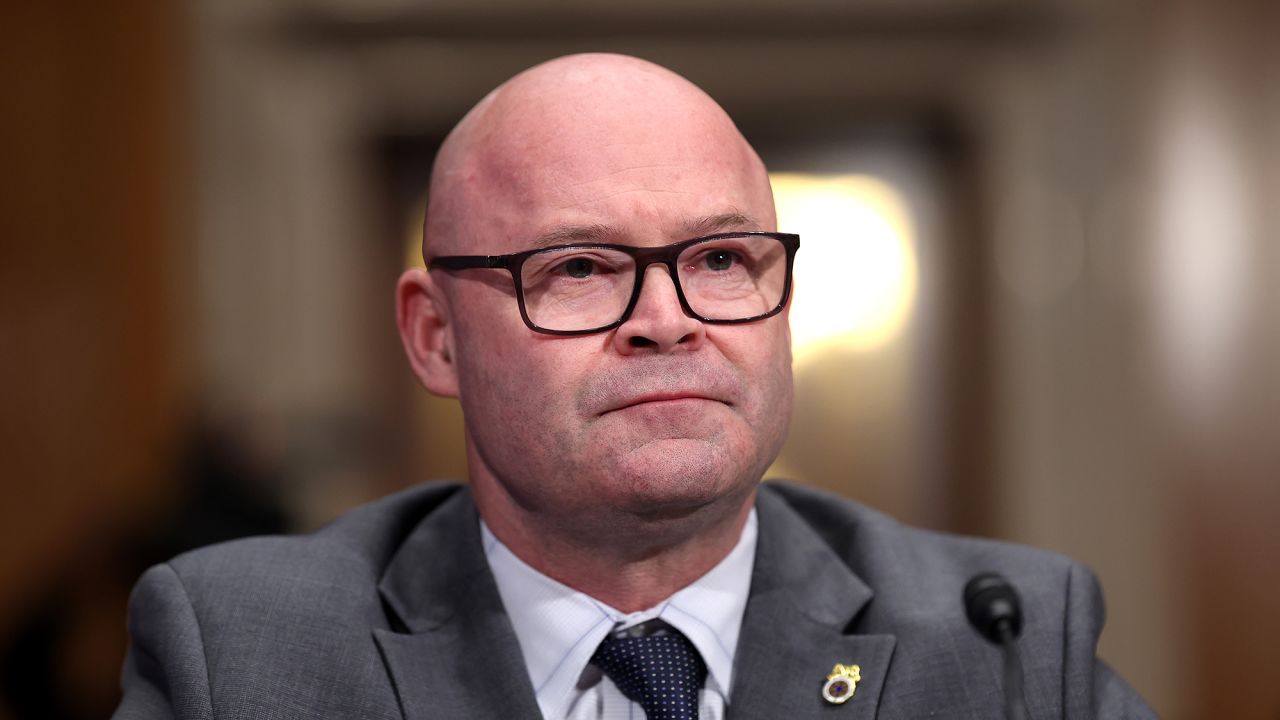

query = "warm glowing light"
[1153,69,1250,424]
[771,173,917,363]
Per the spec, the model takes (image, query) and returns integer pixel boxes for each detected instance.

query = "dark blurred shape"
[274,4,1065,45]
[0,421,288,719]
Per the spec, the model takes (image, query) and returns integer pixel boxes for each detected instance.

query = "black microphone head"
[964,572,1024,644]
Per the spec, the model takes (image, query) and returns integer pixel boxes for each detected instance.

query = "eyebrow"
[530,223,620,249]
[682,211,762,236]
[529,211,762,249]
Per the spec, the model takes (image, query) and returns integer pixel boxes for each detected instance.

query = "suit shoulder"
[119,486,463,719]
[759,480,1089,611]
[757,481,1148,716]
[162,481,466,615]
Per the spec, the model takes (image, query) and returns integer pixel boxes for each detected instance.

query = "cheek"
[452,319,597,454]
[457,333,553,422]
[742,330,794,473]
[713,324,794,466]
[450,285,550,403]
[711,323,793,411]
[758,346,795,451]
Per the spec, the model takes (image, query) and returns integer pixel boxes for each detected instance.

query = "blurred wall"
[2,0,1277,718]
[0,1,188,717]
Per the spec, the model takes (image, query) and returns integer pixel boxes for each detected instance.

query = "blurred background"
[2,0,1277,717]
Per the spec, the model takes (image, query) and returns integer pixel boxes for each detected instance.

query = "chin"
[603,438,756,516]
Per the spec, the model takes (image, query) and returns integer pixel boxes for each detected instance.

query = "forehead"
[435,68,775,254]
[484,139,767,242]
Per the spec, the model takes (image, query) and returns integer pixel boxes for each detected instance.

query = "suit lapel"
[730,486,897,719]
[373,488,541,720]
[370,483,898,719]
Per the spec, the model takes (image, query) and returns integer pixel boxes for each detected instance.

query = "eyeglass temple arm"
[427,255,510,271]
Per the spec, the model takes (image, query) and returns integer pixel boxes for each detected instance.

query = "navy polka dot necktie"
[591,625,708,720]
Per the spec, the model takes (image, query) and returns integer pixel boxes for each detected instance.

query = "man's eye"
[560,258,595,278]
[704,251,738,271]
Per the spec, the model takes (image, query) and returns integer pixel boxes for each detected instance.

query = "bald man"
[115,55,1154,719]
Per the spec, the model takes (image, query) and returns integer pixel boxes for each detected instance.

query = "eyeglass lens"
[519,234,788,332]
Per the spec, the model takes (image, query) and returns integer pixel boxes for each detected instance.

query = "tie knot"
[591,626,707,720]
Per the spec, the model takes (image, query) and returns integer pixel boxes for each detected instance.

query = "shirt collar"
[482,510,758,719]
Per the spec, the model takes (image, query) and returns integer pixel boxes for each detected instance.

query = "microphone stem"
[997,621,1030,720]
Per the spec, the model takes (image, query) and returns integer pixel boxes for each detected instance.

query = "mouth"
[603,392,727,415]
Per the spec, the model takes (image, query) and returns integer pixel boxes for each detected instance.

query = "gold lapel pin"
[821,663,861,705]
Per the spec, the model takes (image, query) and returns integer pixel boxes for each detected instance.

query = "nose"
[613,264,706,355]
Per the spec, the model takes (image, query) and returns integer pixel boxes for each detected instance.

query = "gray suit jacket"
[115,481,1155,719]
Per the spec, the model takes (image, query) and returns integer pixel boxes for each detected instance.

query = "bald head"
[422,53,774,259]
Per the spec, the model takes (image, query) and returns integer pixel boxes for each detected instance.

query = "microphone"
[964,572,1031,720]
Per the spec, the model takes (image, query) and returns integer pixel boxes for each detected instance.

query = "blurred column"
[980,1,1185,712]
[1149,2,1280,717]
[191,3,398,527]
[0,0,188,715]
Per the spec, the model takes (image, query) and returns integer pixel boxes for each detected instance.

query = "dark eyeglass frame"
[427,231,800,336]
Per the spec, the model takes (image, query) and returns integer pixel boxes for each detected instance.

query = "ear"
[396,268,460,397]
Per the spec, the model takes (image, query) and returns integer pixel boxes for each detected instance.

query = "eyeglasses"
[428,231,800,335]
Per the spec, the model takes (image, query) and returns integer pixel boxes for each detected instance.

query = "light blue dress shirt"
[482,510,758,720]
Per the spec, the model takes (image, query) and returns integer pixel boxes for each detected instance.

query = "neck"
[473,477,756,612]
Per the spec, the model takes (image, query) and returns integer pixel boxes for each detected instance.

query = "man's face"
[431,67,793,535]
